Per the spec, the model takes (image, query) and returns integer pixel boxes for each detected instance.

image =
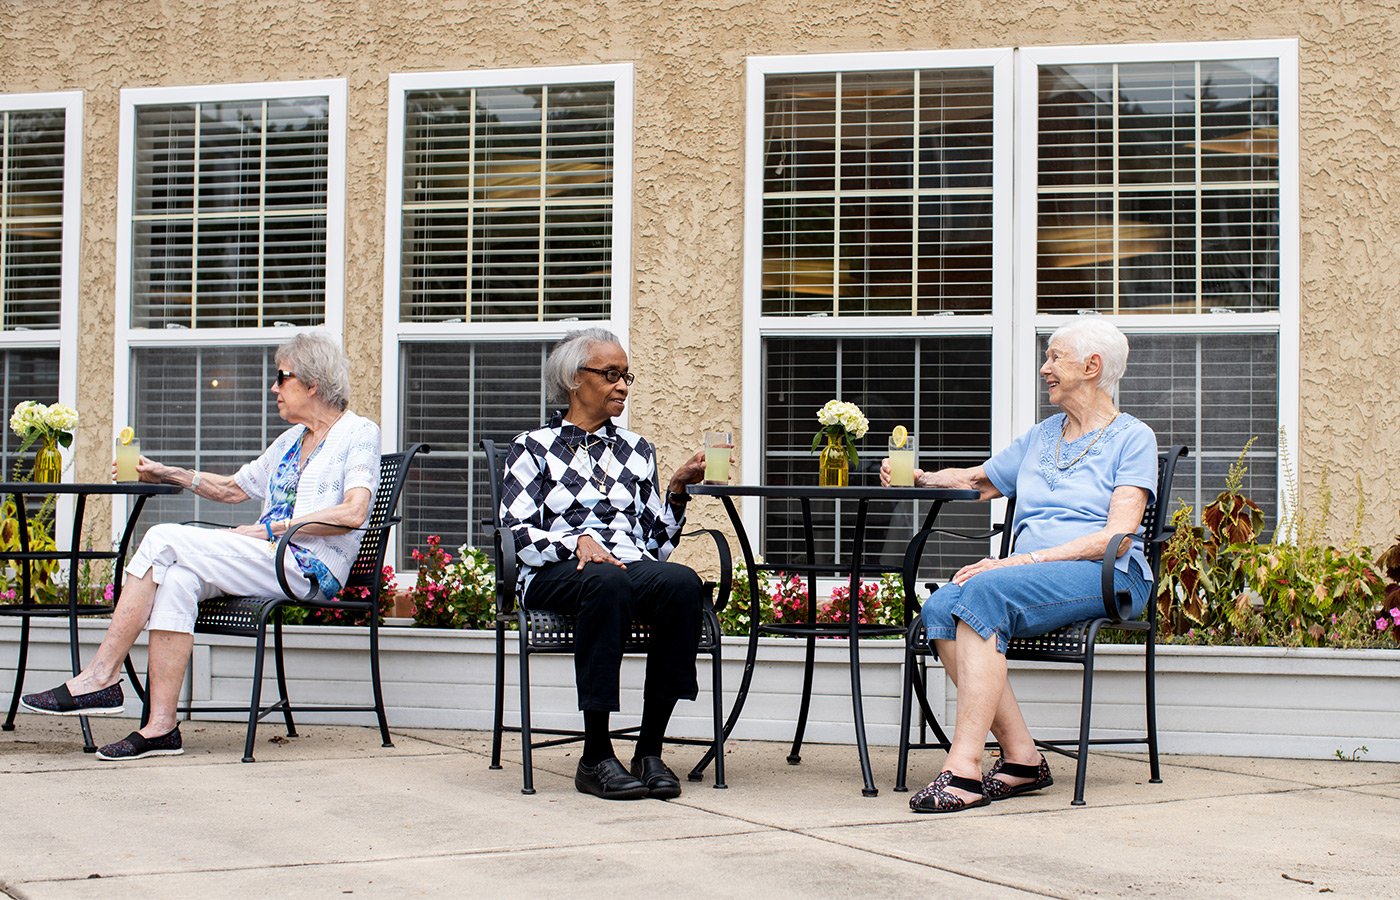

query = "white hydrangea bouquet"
[810,399,869,467]
[10,401,79,454]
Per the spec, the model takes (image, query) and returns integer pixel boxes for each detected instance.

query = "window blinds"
[399,84,615,323]
[1,109,65,330]
[761,68,996,316]
[131,98,329,329]
[1036,59,1280,314]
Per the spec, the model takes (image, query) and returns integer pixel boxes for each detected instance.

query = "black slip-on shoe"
[20,682,124,717]
[96,727,183,761]
[630,755,682,799]
[575,758,649,800]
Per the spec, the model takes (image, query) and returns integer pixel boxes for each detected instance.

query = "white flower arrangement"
[9,401,79,453]
[811,399,869,466]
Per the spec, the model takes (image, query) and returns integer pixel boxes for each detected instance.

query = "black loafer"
[575,758,649,800]
[630,755,682,799]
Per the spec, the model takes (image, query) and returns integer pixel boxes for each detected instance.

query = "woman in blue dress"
[883,318,1157,813]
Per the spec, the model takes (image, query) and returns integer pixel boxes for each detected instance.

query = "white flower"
[815,399,869,439]
[45,404,79,432]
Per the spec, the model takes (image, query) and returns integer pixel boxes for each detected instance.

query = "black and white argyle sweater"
[500,411,685,598]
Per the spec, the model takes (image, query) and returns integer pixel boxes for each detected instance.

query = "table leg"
[3,615,30,731]
[848,498,878,796]
[688,496,759,780]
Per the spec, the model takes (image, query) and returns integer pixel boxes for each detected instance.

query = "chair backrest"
[482,439,518,616]
[1002,444,1189,590]
[341,443,430,595]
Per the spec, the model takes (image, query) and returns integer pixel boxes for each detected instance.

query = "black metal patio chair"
[481,438,731,794]
[162,443,429,761]
[895,445,1188,805]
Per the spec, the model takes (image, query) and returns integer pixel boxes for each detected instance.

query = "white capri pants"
[126,523,313,634]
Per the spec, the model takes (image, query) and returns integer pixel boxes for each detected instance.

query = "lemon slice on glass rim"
[891,425,908,448]
[118,426,135,445]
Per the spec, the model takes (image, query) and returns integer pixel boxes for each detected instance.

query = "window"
[383,65,632,562]
[1020,43,1295,525]
[747,50,1014,575]
[747,41,1295,572]
[115,81,345,529]
[0,91,80,473]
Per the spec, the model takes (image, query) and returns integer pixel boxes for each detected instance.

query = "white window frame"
[381,63,634,562]
[1014,39,1299,506]
[744,41,1297,539]
[743,49,1016,534]
[0,90,83,541]
[112,79,347,535]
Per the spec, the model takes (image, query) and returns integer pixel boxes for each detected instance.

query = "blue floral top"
[261,436,341,599]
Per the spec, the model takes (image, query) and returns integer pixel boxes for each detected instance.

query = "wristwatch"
[667,490,691,506]
[190,470,202,491]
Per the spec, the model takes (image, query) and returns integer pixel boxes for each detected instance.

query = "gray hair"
[275,329,352,411]
[1048,317,1130,396]
[544,327,623,405]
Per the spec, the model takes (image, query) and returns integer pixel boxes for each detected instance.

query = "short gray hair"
[275,330,352,411]
[1048,317,1130,396]
[544,328,623,405]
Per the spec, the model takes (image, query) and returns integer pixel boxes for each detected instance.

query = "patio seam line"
[0,828,795,890]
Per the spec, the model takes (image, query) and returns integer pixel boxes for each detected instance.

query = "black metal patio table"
[0,482,182,751]
[688,482,979,796]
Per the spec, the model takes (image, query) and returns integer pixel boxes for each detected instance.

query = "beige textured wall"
[3,1,1399,547]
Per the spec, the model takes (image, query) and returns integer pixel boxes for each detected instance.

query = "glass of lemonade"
[115,428,141,482]
[703,431,733,484]
[888,430,916,487]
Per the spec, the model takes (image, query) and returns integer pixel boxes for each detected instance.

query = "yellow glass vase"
[34,436,62,483]
[819,433,849,487]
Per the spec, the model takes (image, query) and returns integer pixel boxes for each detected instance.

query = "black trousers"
[524,558,703,712]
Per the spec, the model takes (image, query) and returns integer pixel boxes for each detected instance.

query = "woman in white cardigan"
[21,330,380,760]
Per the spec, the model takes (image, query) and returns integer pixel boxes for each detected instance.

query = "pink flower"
[1391,608,1400,622]
[103,583,114,602]
[1378,618,1390,631]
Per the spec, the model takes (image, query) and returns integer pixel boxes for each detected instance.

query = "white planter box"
[4,619,1398,761]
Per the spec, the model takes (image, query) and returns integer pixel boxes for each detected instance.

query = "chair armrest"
[681,527,733,614]
[273,518,398,604]
[902,522,1008,623]
[1099,531,1149,621]
[487,522,520,616]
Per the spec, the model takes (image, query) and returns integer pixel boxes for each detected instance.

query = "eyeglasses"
[579,366,635,386]
[274,369,298,387]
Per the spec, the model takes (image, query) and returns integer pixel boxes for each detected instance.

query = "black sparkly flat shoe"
[20,682,125,717]
[910,770,990,814]
[96,727,183,761]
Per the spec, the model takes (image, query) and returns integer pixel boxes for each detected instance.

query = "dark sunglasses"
[274,369,298,387]
[579,366,635,386]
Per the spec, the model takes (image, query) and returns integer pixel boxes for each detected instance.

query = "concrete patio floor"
[2,716,1397,899]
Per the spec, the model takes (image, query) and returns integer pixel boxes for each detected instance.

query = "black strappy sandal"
[910,770,990,814]
[982,755,1054,801]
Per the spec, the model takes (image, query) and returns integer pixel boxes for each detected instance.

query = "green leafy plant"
[1156,432,1393,648]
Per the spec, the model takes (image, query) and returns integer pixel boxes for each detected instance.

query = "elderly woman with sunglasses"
[499,328,711,801]
[21,330,380,761]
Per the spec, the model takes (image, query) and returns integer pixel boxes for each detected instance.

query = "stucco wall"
[2,1,1398,547]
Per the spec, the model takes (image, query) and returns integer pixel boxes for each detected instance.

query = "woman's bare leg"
[137,630,193,738]
[932,622,1042,799]
[63,570,159,695]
